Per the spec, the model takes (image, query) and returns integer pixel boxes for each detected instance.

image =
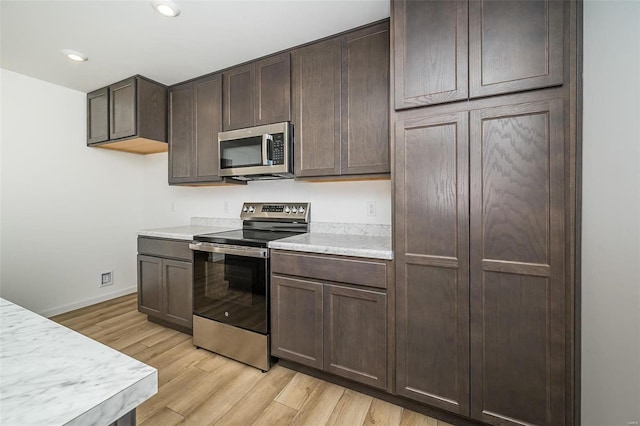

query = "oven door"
[190,243,269,334]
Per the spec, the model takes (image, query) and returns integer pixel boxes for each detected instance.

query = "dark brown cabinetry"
[271,275,324,369]
[393,0,564,109]
[394,111,470,415]
[137,237,193,331]
[292,21,390,178]
[87,87,109,144]
[169,73,223,185]
[292,37,342,177]
[469,98,566,425]
[271,250,388,390]
[392,0,579,423]
[223,52,291,131]
[87,76,168,154]
[394,94,571,425]
[324,284,387,389]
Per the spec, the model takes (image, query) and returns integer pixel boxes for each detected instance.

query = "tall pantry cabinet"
[391,1,581,425]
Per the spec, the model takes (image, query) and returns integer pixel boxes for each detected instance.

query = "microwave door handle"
[262,134,273,166]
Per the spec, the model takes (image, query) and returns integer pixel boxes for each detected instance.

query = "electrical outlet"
[224,201,230,214]
[100,271,113,287]
[367,201,376,217]
[171,202,176,212]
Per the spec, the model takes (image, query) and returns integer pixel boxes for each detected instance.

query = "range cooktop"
[193,202,311,248]
[193,229,302,248]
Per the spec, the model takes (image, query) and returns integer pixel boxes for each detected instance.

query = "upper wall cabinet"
[223,52,291,131]
[393,0,564,109]
[293,21,390,178]
[168,73,224,185]
[87,76,168,154]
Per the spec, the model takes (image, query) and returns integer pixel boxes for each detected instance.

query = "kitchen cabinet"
[392,0,579,423]
[169,73,223,185]
[469,98,566,425]
[394,111,470,415]
[393,0,564,109]
[270,275,324,369]
[137,237,193,331]
[271,250,388,390]
[223,52,291,131]
[394,93,571,424]
[87,75,168,154]
[87,87,109,144]
[292,21,390,178]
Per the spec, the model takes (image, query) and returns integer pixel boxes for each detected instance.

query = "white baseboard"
[40,286,137,318]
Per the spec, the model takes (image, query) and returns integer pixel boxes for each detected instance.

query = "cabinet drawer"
[271,251,387,289]
[137,237,192,261]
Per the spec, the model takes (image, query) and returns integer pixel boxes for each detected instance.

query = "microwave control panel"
[270,133,285,165]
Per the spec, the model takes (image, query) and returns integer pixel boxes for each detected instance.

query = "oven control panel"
[240,202,310,222]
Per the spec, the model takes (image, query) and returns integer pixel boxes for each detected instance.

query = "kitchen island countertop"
[268,232,393,260]
[0,298,157,426]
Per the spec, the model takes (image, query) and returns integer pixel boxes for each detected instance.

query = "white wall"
[142,154,392,228]
[0,69,146,316]
[582,2,640,425]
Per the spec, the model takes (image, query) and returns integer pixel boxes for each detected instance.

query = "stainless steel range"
[189,202,310,371]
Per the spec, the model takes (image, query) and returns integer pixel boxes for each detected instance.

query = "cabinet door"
[87,87,109,144]
[109,77,137,140]
[194,74,223,181]
[223,63,255,131]
[292,37,342,177]
[394,111,470,415]
[469,0,564,98]
[137,255,162,318]
[163,259,193,330]
[168,82,194,183]
[342,22,390,175]
[469,98,565,425]
[324,284,387,390]
[271,275,323,369]
[255,53,291,126]
[137,78,168,143]
[393,0,468,109]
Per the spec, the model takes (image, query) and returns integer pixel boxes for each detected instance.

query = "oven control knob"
[298,207,305,214]
[284,206,291,214]
[292,207,298,214]
[242,206,248,212]
[248,206,255,213]
[224,312,229,317]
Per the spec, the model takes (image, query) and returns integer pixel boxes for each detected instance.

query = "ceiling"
[0,0,390,93]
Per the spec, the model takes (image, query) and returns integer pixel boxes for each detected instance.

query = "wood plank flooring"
[52,293,451,426]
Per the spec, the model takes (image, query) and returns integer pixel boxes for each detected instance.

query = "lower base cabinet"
[271,250,388,390]
[323,284,387,389]
[137,237,193,331]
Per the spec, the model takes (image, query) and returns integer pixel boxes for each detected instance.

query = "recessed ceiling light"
[62,49,88,62]
[152,0,180,17]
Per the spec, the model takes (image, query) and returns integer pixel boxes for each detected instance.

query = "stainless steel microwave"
[218,122,293,180]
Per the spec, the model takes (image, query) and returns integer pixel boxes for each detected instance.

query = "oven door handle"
[189,242,269,258]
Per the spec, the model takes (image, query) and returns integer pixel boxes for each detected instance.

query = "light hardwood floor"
[52,293,451,426]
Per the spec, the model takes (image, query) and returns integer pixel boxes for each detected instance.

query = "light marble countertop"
[268,232,393,260]
[0,298,157,426]
[137,225,235,240]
